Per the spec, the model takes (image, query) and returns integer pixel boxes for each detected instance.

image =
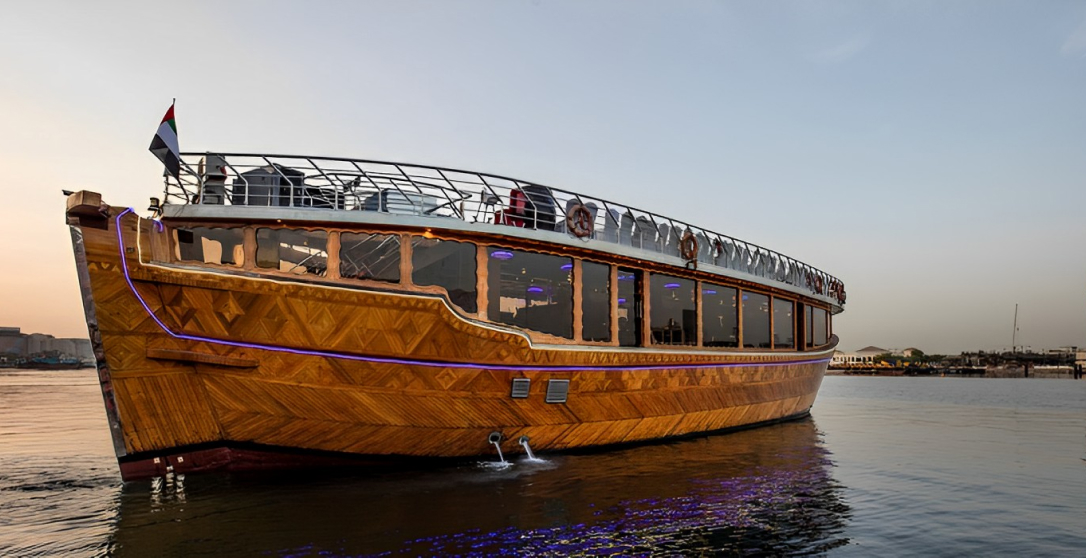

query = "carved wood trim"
[769,294,776,350]
[640,270,651,348]
[737,288,745,349]
[476,244,488,321]
[326,231,341,280]
[146,348,258,368]
[696,280,704,347]
[573,259,584,342]
[609,264,619,347]
[400,233,412,286]
[243,227,256,271]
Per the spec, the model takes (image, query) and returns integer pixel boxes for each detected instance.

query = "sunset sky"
[1,1,1083,354]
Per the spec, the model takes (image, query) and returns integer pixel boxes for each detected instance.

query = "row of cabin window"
[173,227,478,313]
[173,227,830,348]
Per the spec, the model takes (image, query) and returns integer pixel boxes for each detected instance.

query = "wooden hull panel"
[71,208,833,481]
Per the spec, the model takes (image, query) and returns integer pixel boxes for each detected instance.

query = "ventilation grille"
[545,379,570,404]
[510,378,531,399]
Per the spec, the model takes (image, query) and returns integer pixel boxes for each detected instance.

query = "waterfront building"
[0,327,93,360]
[0,327,26,355]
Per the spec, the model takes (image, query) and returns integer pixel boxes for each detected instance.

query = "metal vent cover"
[545,379,570,404]
[510,378,531,399]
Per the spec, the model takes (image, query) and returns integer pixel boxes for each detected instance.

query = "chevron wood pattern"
[71,203,834,479]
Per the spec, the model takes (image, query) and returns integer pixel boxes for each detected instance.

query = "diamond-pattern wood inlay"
[72,209,834,468]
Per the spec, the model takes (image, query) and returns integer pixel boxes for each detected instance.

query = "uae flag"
[149,103,180,179]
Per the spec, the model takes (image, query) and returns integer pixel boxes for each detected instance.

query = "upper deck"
[162,152,845,311]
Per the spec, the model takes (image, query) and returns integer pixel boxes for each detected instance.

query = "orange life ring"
[566,204,593,238]
[680,232,698,261]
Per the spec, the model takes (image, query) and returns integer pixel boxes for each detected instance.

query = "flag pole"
[170,98,203,193]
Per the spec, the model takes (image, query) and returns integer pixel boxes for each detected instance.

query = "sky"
[0,0,1083,354]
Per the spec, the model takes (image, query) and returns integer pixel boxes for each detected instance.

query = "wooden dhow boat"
[66,153,845,480]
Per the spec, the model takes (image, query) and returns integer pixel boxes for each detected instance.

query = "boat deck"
[164,152,845,310]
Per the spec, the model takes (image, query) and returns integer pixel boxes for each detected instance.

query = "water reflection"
[109,418,850,556]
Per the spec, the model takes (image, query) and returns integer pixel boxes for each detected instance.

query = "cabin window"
[617,268,641,347]
[412,237,478,313]
[742,291,771,348]
[649,274,696,345]
[581,261,611,343]
[340,232,400,283]
[702,284,738,347]
[813,307,829,346]
[773,298,795,349]
[486,248,572,338]
[256,228,328,276]
[173,227,244,267]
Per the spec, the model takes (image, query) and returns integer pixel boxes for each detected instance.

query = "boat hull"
[69,207,833,481]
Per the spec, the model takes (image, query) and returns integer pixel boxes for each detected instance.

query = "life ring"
[680,231,698,261]
[566,203,593,238]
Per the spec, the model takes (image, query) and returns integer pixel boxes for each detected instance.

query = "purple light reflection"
[490,250,514,260]
[388,449,844,556]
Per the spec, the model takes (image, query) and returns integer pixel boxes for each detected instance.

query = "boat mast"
[1012,303,1018,353]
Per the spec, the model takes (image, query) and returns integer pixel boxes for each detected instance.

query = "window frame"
[485,245,575,340]
[771,296,796,351]
[171,226,247,268]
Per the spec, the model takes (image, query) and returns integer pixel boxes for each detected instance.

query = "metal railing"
[166,152,846,306]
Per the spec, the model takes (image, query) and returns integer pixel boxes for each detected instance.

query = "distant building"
[0,326,92,360]
[856,346,889,358]
[0,327,25,355]
[831,350,874,366]
[902,347,923,357]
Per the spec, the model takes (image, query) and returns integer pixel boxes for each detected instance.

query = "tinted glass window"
[813,307,828,346]
[340,232,400,283]
[702,284,738,347]
[742,291,771,348]
[256,229,328,276]
[650,274,696,345]
[773,298,795,349]
[487,248,572,338]
[412,237,477,313]
[174,227,244,267]
[581,261,611,342]
[617,268,641,347]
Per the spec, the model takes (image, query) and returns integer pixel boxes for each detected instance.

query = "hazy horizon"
[1,1,1084,354]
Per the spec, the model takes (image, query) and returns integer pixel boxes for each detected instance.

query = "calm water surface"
[1,370,1083,556]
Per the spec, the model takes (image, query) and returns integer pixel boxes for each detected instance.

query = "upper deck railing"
[164,153,845,306]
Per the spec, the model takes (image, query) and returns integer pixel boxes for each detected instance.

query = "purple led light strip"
[115,209,830,372]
